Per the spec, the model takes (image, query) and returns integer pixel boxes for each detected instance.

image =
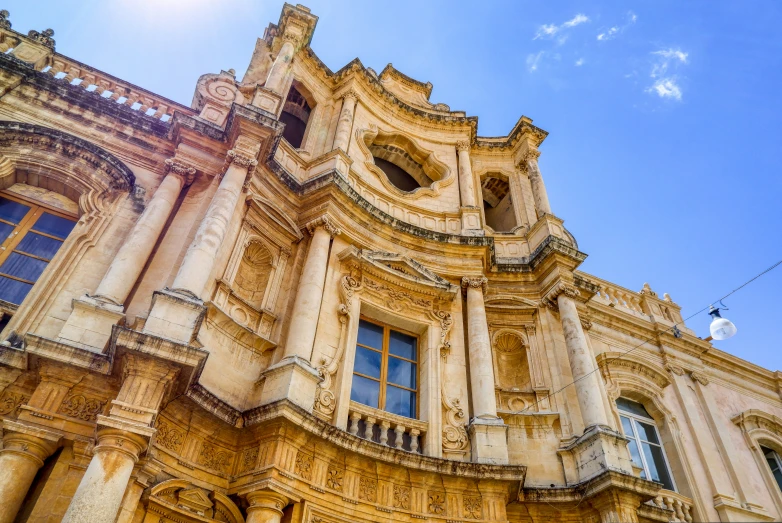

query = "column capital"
[122,353,180,383]
[164,158,196,186]
[224,149,258,176]
[455,140,471,152]
[1,421,61,466]
[541,281,581,310]
[245,489,290,522]
[341,88,359,103]
[517,149,541,175]
[94,427,148,464]
[461,276,488,294]
[305,215,341,237]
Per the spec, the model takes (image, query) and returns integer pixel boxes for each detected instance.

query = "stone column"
[462,276,509,464]
[548,283,609,428]
[332,90,358,152]
[171,139,258,299]
[283,216,340,361]
[61,428,147,523]
[456,141,477,208]
[0,423,60,523]
[245,490,289,523]
[265,36,295,95]
[461,276,496,419]
[93,159,194,306]
[521,149,551,217]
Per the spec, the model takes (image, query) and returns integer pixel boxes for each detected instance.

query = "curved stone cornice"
[733,409,782,450]
[595,351,671,390]
[0,121,135,190]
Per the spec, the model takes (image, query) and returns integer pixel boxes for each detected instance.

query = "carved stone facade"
[0,4,779,523]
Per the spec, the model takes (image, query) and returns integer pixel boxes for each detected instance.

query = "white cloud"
[575,58,585,66]
[597,11,637,41]
[650,48,688,78]
[652,48,688,64]
[647,78,682,100]
[534,13,590,40]
[527,51,545,72]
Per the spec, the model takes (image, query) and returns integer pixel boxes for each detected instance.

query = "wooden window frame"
[618,401,677,492]
[352,315,420,419]
[0,191,77,289]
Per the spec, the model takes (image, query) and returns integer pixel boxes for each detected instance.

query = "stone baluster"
[410,429,420,453]
[379,420,390,446]
[282,216,340,361]
[0,422,60,523]
[364,416,376,440]
[264,35,296,95]
[462,276,497,419]
[394,425,405,448]
[348,412,361,436]
[332,90,358,153]
[170,138,259,299]
[456,141,477,208]
[245,490,289,523]
[93,159,195,306]
[546,282,609,428]
[520,149,551,217]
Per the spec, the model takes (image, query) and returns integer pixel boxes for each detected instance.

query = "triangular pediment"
[247,194,303,242]
[177,487,213,510]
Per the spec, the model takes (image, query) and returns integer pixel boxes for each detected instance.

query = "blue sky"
[5,0,782,370]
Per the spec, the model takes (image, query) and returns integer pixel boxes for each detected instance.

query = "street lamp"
[708,305,737,341]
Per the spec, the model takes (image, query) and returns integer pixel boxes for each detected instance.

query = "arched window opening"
[0,188,77,307]
[370,144,432,193]
[481,175,517,232]
[280,85,312,149]
[762,446,782,491]
[233,242,273,309]
[493,332,532,391]
[616,397,676,491]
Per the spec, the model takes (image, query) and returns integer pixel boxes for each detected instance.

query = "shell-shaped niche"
[493,331,532,391]
[494,331,524,353]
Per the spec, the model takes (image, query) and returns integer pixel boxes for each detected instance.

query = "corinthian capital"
[541,281,581,310]
[461,276,488,293]
[225,149,258,176]
[455,140,471,152]
[306,215,341,237]
[342,89,359,103]
[164,158,197,186]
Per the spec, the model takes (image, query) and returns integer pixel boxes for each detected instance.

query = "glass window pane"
[641,442,675,491]
[635,420,661,444]
[616,397,653,419]
[0,222,14,244]
[354,346,381,379]
[762,447,782,491]
[0,275,33,305]
[0,198,30,224]
[16,232,63,260]
[350,375,380,409]
[620,416,634,437]
[387,356,416,389]
[31,213,76,239]
[385,385,415,418]
[389,329,416,360]
[0,252,48,281]
[357,320,383,349]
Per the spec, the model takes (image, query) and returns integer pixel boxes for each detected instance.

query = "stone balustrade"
[0,32,19,53]
[347,401,427,455]
[646,491,693,523]
[589,276,646,315]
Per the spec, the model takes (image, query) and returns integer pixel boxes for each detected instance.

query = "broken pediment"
[378,64,448,111]
[247,194,303,242]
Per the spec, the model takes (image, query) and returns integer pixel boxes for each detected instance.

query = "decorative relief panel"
[358,476,377,503]
[463,495,483,519]
[0,391,28,416]
[198,442,232,474]
[393,485,411,510]
[155,418,185,453]
[295,451,314,480]
[57,394,106,421]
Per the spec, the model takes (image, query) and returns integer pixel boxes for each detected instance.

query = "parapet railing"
[348,401,427,455]
[646,490,694,523]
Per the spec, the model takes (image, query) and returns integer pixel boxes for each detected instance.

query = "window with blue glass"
[617,397,676,491]
[351,318,418,419]
[0,194,77,306]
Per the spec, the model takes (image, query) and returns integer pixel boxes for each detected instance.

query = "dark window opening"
[280,86,311,149]
[373,157,420,192]
[481,176,517,232]
[369,143,432,193]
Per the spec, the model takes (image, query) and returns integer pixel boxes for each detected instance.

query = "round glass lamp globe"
[710,316,737,340]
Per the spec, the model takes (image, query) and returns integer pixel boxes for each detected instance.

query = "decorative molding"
[428,491,445,515]
[198,442,232,473]
[27,28,56,49]
[595,352,671,390]
[393,485,411,510]
[326,464,344,491]
[57,394,106,421]
[0,391,28,416]
[438,309,469,457]
[358,476,377,503]
[294,451,314,480]
[463,496,482,519]
[689,370,710,386]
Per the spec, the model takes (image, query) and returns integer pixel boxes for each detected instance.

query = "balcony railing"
[348,401,427,455]
[646,490,693,523]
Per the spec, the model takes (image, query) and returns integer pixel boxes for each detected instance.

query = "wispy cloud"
[527,51,545,72]
[646,48,689,101]
[534,13,590,40]
[575,58,585,67]
[597,11,637,41]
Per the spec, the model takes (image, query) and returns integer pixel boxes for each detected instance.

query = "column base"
[460,207,484,235]
[142,289,206,345]
[251,86,283,116]
[57,296,125,353]
[558,424,633,484]
[467,416,509,464]
[259,356,321,413]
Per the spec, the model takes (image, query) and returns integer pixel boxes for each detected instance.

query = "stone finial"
[461,276,488,293]
[639,282,658,298]
[663,293,673,303]
[0,10,11,29]
[28,28,55,49]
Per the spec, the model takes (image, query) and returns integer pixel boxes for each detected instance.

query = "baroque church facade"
[0,4,780,522]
